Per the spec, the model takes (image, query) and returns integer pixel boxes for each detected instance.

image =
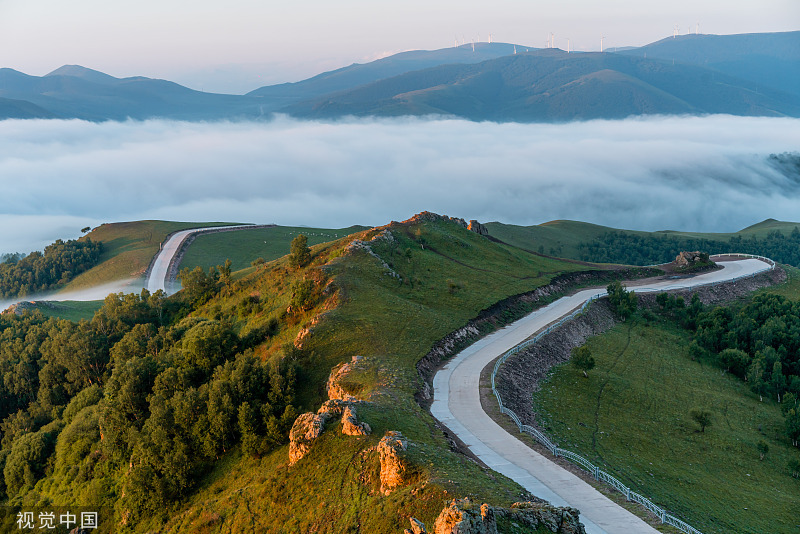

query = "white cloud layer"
[1,115,799,254]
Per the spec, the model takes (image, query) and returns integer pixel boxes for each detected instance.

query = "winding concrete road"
[431,258,771,534]
[145,225,252,294]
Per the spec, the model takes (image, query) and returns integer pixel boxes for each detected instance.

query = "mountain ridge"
[1,31,798,122]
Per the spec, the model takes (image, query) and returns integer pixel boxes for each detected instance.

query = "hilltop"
[0,212,626,532]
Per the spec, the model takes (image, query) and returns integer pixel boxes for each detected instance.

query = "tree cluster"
[656,292,800,448]
[579,227,800,267]
[0,283,294,522]
[606,281,637,319]
[0,239,102,298]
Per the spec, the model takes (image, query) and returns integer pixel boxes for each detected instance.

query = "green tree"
[690,408,712,432]
[789,458,800,478]
[785,408,800,447]
[606,280,637,319]
[289,234,311,269]
[571,345,595,378]
[719,348,750,378]
[290,279,316,312]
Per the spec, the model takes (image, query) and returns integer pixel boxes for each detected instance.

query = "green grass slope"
[154,213,595,532]
[64,221,242,291]
[531,314,800,534]
[178,225,368,272]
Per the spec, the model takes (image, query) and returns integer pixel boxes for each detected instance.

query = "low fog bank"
[1,115,799,254]
[0,278,144,312]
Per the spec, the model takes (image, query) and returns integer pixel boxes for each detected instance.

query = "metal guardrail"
[490,253,776,534]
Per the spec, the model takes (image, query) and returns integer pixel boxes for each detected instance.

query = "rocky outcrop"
[411,499,585,534]
[674,250,710,268]
[288,395,373,464]
[378,431,409,494]
[404,517,428,534]
[327,355,367,401]
[504,502,585,534]
[468,220,489,236]
[433,500,497,534]
[345,230,401,279]
[403,211,469,228]
[341,405,371,436]
[288,412,328,465]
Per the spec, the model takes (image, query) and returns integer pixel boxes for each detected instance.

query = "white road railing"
[490,253,776,534]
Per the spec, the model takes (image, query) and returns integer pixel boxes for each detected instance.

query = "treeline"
[0,273,294,521]
[654,292,800,448]
[579,227,800,266]
[0,238,103,298]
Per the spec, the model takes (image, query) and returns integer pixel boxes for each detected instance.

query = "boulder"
[341,405,371,436]
[433,499,496,534]
[505,502,585,534]
[674,251,709,267]
[378,431,409,494]
[404,517,428,534]
[468,220,489,236]
[423,499,586,534]
[327,355,365,401]
[288,412,328,465]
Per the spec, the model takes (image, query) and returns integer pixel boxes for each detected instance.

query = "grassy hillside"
[64,220,242,291]
[2,213,607,533]
[485,218,800,265]
[531,305,800,533]
[178,225,368,272]
[159,215,598,531]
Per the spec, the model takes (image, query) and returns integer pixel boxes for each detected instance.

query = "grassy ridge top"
[177,225,369,272]
[64,220,243,291]
[155,213,596,531]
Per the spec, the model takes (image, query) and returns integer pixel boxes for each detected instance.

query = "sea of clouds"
[1,114,799,254]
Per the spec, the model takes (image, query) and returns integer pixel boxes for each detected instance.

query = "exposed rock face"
[433,499,497,534]
[345,230,401,279]
[674,250,708,267]
[505,502,585,534]
[327,355,366,401]
[341,405,371,436]
[403,211,469,228]
[423,499,585,534]
[468,220,489,236]
[404,517,428,534]
[378,431,409,494]
[288,412,328,465]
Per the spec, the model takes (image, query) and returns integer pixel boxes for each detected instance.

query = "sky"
[1,115,799,255]
[1,0,798,93]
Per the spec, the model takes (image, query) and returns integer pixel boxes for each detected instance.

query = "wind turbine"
[673,24,679,38]
[566,37,571,53]
[600,36,605,53]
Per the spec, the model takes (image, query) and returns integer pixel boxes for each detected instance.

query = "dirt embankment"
[491,265,786,431]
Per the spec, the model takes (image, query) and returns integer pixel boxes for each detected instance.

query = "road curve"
[145,225,253,294]
[431,258,771,534]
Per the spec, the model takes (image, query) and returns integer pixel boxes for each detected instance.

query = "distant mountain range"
[1,31,798,122]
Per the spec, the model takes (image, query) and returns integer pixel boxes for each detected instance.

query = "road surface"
[431,258,771,534]
[145,225,252,294]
